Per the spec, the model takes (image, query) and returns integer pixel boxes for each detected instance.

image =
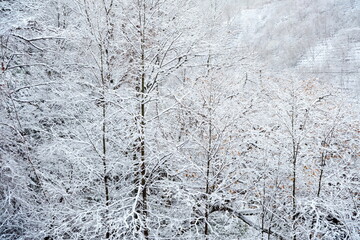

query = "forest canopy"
[0,0,359,239]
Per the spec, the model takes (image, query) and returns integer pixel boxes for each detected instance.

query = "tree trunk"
[137,1,149,237]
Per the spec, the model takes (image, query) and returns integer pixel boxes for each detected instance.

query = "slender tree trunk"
[261,181,266,240]
[102,91,110,239]
[292,142,298,240]
[290,103,298,240]
[204,55,213,239]
[204,127,211,239]
[310,149,327,239]
[140,54,149,239]
[317,151,326,197]
[100,48,110,238]
[204,116,212,238]
[137,1,149,238]
[102,88,110,206]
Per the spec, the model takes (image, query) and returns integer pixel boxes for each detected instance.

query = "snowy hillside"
[220,0,360,100]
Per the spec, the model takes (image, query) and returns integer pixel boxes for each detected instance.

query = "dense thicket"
[1,0,359,239]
